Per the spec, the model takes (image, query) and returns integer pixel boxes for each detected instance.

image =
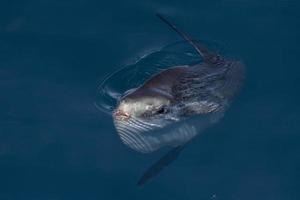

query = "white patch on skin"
[118,97,170,117]
[185,101,220,114]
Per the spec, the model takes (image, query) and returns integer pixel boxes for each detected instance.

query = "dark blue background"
[0,0,299,199]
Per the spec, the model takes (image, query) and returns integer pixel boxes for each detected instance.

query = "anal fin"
[137,145,185,186]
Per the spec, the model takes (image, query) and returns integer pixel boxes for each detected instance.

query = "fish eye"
[156,106,168,114]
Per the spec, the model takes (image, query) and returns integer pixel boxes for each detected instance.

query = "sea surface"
[0,0,299,199]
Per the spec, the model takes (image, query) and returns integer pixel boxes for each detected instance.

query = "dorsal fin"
[156,13,222,64]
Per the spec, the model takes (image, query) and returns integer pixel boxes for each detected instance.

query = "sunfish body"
[113,14,244,154]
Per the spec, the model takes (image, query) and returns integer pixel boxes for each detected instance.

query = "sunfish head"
[112,88,180,153]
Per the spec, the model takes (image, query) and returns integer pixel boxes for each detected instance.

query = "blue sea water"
[0,0,299,199]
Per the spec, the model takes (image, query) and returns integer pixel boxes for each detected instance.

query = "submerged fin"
[156,13,222,65]
[137,145,185,186]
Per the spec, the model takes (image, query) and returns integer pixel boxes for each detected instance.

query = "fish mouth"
[113,110,131,120]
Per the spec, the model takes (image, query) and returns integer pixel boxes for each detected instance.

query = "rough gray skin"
[118,59,243,119]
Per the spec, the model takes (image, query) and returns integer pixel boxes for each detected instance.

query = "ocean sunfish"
[113,14,244,154]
